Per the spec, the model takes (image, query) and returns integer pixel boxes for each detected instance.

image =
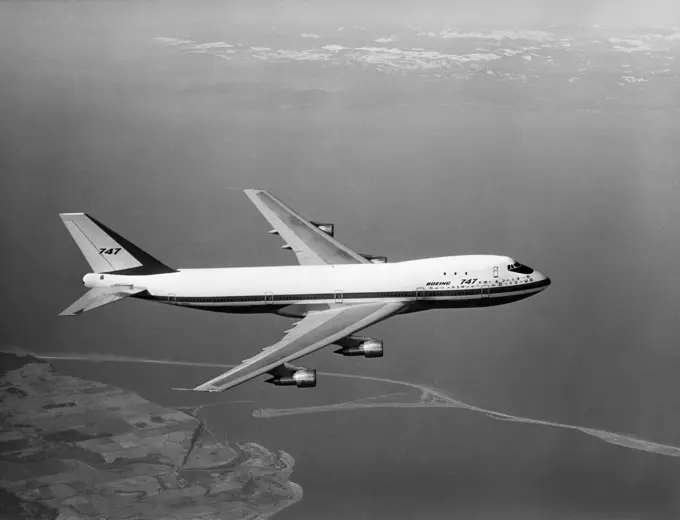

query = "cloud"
[155,37,196,46]
[152,29,679,88]
[421,29,557,42]
[375,35,400,43]
[622,75,648,82]
[188,42,235,51]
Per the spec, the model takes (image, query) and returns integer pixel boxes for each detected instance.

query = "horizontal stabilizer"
[60,286,144,316]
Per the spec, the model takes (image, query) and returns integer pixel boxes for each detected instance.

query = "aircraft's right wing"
[186,301,404,392]
[244,189,371,266]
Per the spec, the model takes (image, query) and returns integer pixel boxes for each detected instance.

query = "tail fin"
[59,213,176,275]
[60,286,144,316]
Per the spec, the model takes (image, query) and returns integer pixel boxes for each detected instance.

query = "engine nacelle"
[311,222,334,236]
[334,337,384,358]
[361,254,387,264]
[266,368,317,388]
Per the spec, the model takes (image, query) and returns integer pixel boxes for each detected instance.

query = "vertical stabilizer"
[59,213,176,275]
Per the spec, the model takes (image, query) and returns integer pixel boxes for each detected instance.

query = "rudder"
[59,213,176,275]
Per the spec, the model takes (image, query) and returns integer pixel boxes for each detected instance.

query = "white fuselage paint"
[83,254,550,316]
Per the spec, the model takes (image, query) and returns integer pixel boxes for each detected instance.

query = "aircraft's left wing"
[187,301,404,392]
[244,189,371,266]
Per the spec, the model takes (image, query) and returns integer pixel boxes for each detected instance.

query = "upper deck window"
[507,262,534,274]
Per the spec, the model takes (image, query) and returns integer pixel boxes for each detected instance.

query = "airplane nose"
[535,272,551,289]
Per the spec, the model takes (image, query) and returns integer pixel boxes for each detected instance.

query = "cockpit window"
[507,262,534,274]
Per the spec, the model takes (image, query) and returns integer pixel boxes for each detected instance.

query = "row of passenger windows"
[168,289,492,303]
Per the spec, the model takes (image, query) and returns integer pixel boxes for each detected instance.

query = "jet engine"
[334,336,384,358]
[361,254,388,264]
[266,366,317,388]
[311,222,334,236]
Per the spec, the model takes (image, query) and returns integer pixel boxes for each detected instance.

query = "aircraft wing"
[188,301,404,392]
[244,189,371,265]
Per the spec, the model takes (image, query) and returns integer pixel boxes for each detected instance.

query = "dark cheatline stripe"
[140,278,549,305]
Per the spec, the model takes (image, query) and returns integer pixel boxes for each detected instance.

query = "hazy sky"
[4,0,680,31]
[230,0,680,26]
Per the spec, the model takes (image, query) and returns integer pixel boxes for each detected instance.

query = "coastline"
[0,348,302,520]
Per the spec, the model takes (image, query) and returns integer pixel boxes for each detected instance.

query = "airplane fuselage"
[84,254,550,318]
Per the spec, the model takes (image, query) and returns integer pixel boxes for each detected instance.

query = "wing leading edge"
[244,189,370,265]
[189,301,404,392]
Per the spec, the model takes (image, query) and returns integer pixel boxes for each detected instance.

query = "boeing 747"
[59,189,550,392]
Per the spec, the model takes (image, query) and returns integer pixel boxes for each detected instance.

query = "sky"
[228,0,680,26]
[2,1,680,518]
[4,0,680,32]
[165,0,680,26]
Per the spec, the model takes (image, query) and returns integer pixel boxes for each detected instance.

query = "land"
[0,349,302,520]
